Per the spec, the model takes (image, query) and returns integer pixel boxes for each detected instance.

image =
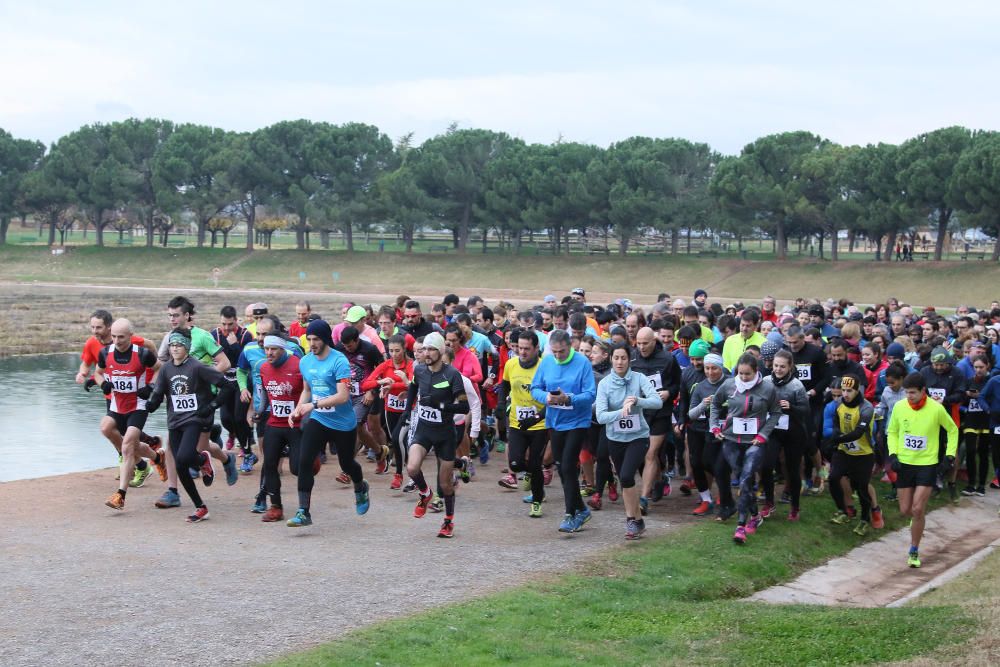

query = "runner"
[530,329,597,533]
[97,319,166,510]
[960,356,992,497]
[761,349,810,521]
[145,328,238,523]
[709,353,781,544]
[686,352,730,516]
[596,343,663,539]
[287,320,370,527]
[360,334,415,490]
[823,375,880,536]
[210,306,254,453]
[288,301,311,339]
[888,372,959,567]
[335,325,391,474]
[401,332,468,538]
[722,310,765,371]
[499,329,548,517]
[919,346,967,501]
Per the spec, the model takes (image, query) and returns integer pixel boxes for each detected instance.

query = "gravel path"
[0,459,693,666]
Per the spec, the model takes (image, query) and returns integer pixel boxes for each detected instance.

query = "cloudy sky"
[1,1,997,154]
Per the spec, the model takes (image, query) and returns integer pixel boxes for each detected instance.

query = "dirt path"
[0,461,694,666]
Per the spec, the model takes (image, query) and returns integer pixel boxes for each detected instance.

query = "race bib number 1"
[172,394,198,413]
[271,400,294,418]
[903,434,927,450]
[733,417,757,435]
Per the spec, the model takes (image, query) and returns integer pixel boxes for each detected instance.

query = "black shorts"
[411,425,457,462]
[648,415,673,437]
[107,410,148,435]
[896,462,938,489]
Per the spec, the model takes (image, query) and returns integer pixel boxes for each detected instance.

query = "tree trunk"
[514,229,522,252]
[670,228,679,254]
[145,209,154,248]
[992,229,1000,262]
[686,228,692,254]
[775,218,787,260]
[737,233,743,252]
[564,226,571,255]
[222,230,229,248]
[295,214,306,250]
[884,230,898,262]
[619,235,629,256]
[244,204,255,251]
[344,221,354,252]
[874,236,883,261]
[404,226,414,253]
[320,230,330,249]
[831,227,839,261]
[818,230,825,259]
[481,230,487,254]
[457,202,471,253]
[197,217,207,248]
[0,216,9,245]
[934,209,951,261]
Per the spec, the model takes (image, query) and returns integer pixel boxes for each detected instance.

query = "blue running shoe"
[154,489,181,508]
[355,480,371,515]
[224,453,239,486]
[574,507,592,531]
[240,451,258,474]
[523,493,537,504]
[250,499,267,513]
[479,443,489,465]
[558,513,575,533]
[189,467,200,479]
[639,496,649,516]
[287,508,312,527]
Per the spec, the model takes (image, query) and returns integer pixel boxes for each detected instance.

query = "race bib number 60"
[618,416,640,433]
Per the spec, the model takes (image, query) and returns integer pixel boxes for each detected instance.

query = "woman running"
[761,349,810,520]
[361,334,414,490]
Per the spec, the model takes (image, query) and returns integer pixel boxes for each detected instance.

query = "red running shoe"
[437,518,454,538]
[390,472,403,490]
[200,452,215,487]
[607,480,619,503]
[692,500,712,516]
[414,491,432,518]
[335,471,351,484]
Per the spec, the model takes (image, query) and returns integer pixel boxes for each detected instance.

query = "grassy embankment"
[270,485,966,667]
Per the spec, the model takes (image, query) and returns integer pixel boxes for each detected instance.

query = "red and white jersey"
[99,344,155,414]
[260,354,304,428]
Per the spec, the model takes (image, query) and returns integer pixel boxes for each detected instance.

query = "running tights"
[550,428,587,516]
[507,427,547,502]
[761,428,804,510]
[609,438,648,489]
[262,425,302,508]
[169,424,205,508]
[298,421,361,511]
[829,451,874,522]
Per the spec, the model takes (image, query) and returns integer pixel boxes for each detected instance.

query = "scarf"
[908,394,928,410]
[592,359,611,375]
[734,372,762,394]
[771,370,792,387]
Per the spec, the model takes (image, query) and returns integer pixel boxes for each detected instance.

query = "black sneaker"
[402,480,417,493]
[715,504,736,522]
[961,486,976,497]
[975,486,986,497]
[779,491,792,504]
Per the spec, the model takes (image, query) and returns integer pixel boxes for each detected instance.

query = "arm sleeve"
[595,379,616,425]
[945,372,967,406]
[942,407,960,458]
[791,386,811,424]
[835,401,873,443]
[236,368,249,392]
[570,363,597,409]
[662,359,681,400]
[360,361,387,393]
[756,388,782,440]
[529,363,549,404]
[823,403,838,439]
[403,381,418,413]
[689,388,710,421]
[887,402,902,457]
[708,384,726,432]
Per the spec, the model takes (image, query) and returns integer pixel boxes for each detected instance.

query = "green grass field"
[2,244,998,308]
[270,485,966,667]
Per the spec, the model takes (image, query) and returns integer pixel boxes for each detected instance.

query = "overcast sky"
[1,1,997,154]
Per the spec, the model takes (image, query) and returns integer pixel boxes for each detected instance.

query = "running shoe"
[336,471,351,484]
[639,496,649,516]
[155,489,181,508]
[853,520,870,536]
[287,508,312,527]
[607,480,619,503]
[759,503,775,519]
[650,478,665,502]
[428,496,444,513]
[579,484,596,498]
[200,453,215,487]
[498,473,518,489]
[467,460,476,478]
[479,444,489,465]
[414,491,433,518]
[495,439,506,453]
[366,448,376,462]
[152,451,168,482]
[779,490,792,504]
[522,493,542,504]
[520,473,532,491]
[390,473,403,490]
[250,499,267,513]
[189,467,200,479]
[692,500,713,516]
[457,457,471,484]
[662,478,672,498]
[948,484,960,505]
[355,480,371,515]
[574,507,592,531]
[529,501,543,518]
[991,477,1000,490]
[240,452,259,474]
[625,517,641,540]
[787,508,800,521]
[225,435,234,451]
[587,493,602,511]
[186,506,209,523]
[885,488,898,502]
[908,549,921,568]
[437,519,454,538]
[375,446,391,475]
[871,507,885,529]
[542,466,553,486]
[105,490,125,510]
[262,507,284,522]
[830,511,850,525]
[558,514,575,533]
[402,480,416,493]
[845,505,857,519]
[129,465,152,488]
[733,525,747,544]
[715,504,736,522]
[975,486,986,497]
[224,453,239,486]
[679,479,693,496]
[746,514,761,535]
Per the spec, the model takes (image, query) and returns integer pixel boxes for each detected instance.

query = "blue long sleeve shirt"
[530,348,596,431]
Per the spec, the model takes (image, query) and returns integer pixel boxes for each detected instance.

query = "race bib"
[271,400,294,418]
[171,394,199,413]
[108,375,137,393]
[314,395,335,412]
[994,426,1000,435]
[386,393,406,411]
[515,406,537,422]
[418,406,442,423]
[795,364,812,381]
[647,374,663,390]
[617,415,640,433]
[350,381,361,397]
[968,398,983,413]
[928,388,946,402]
[903,434,927,450]
[733,417,758,435]
[775,414,789,430]
[842,440,861,452]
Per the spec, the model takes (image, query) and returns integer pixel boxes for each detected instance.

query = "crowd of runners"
[75,288,1000,567]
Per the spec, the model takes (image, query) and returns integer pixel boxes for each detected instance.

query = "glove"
[100,380,114,395]
[84,378,98,392]
[888,454,901,473]
[196,402,217,419]
[145,394,162,414]
[820,438,837,459]
[752,435,767,446]
[519,415,540,430]
[136,385,153,400]
[939,455,955,476]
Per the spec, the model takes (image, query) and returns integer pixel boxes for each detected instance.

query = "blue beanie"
[306,319,334,348]
[886,342,905,359]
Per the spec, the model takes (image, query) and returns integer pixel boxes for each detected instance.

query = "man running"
[888,372,959,567]
[210,306,253,452]
[336,325,391,474]
[500,329,548,518]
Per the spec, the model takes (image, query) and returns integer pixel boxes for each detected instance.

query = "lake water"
[0,354,169,482]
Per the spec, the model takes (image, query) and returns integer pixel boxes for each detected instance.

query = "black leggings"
[550,428,587,516]
[298,421,361,511]
[761,427,804,510]
[609,437,648,489]
[263,425,302,508]
[592,425,613,496]
[688,429,711,492]
[169,423,205,508]
[219,384,251,450]
[829,451,874,521]
[964,430,992,488]
[385,410,405,474]
[507,427,547,502]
